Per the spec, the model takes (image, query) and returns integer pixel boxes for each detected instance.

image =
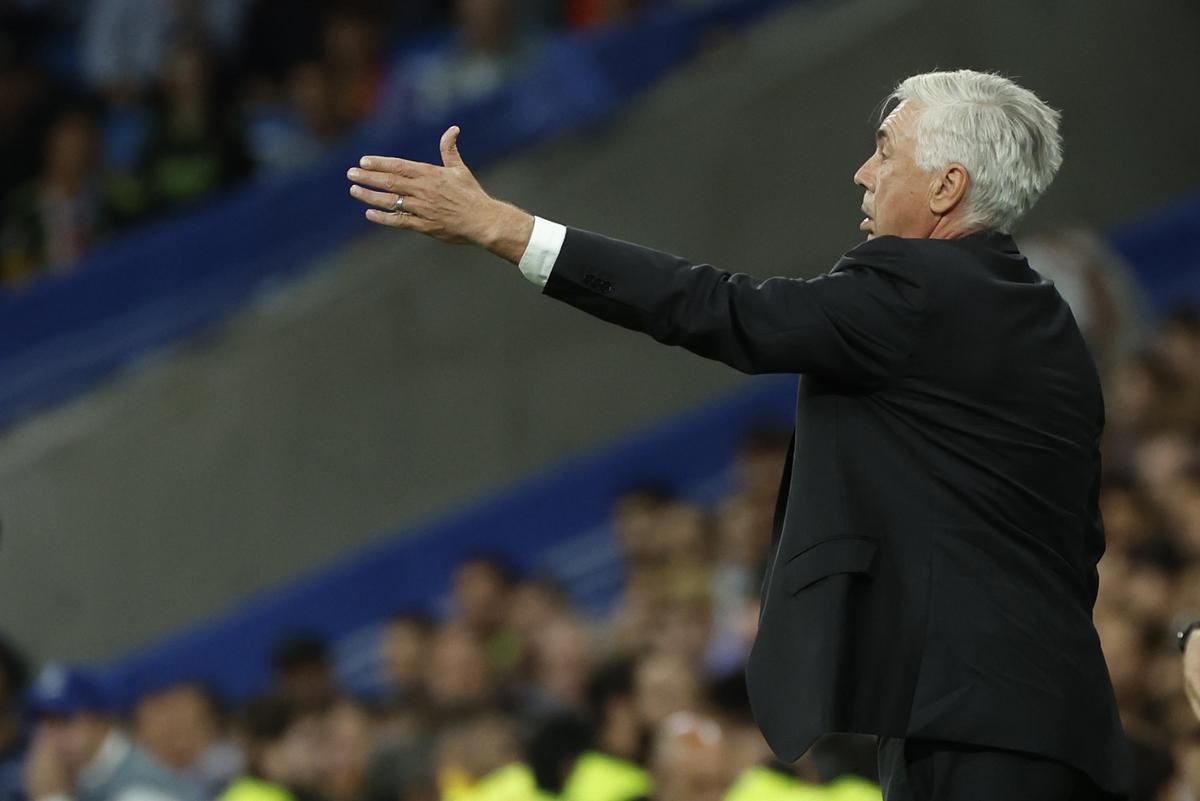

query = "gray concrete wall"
[1,0,1197,662]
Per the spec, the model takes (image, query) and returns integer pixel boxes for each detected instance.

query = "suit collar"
[948,229,1020,255]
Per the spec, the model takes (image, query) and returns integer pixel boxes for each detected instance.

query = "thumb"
[440,125,464,167]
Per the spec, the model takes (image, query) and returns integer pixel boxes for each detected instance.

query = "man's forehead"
[878,99,924,139]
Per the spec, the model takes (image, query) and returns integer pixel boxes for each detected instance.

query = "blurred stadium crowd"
[0,302,1195,801]
[1093,306,1200,799]
[0,0,669,288]
[0,422,889,801]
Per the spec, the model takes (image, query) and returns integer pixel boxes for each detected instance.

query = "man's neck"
[927,212,981,240]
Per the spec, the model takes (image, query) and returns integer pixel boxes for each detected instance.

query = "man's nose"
[853,156,874,190]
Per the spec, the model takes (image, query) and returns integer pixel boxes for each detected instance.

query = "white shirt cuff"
[517,216,566,288]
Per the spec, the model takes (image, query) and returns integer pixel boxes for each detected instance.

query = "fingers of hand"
[365,207,432,232]
[348,184,406,212]
[356,156,431,177]
[440,125,464,168]
[346,167,418,195]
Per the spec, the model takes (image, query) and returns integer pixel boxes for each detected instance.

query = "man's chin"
[866,233,876,240]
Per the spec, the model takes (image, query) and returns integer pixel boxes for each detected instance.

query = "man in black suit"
[346,69,1133,800]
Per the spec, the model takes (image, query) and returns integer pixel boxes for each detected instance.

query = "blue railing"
[1109,190,1200,314]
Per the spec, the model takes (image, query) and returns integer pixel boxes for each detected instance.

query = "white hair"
[887,70,1063,233]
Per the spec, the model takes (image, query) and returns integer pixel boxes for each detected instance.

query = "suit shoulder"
[835,235,925,285]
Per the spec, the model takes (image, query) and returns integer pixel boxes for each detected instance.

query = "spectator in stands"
[322,8,386,130]
[705,428,788,674]
[450,554,521,679]
[611,485,676,570]
[137,37,252,216]
[653,503,713,571]
[654,588,714,671]
[424,624,495,715]
[317,700,374,801]
[708,496,769,675]
[632,653,701,734]
[242,2,389,175]
[525,616,593,712]
[1,105,109,286]
[1099,475,1174,558]
[132,682,242,799]
[554,659,651,801]
[706,673,794,794]
[524,713,594,799]
[0,635,30,801]
[288,62,344,168]
[366,614,436,801]
[23,665,201,801]
[269,634,338,711]
[0,9,63,222]
[363,695,435,801]
[379,614,434,704]
[1165,463,1200,559]
[640,712,729,801]
[218,695,320,801]
[80,0,248,100]
[407,0,545,122]
[244,58,345,177]
[608,573,670,656]
[431,709,540,800]
[1094,350,1195,801]
[607,489,685,655]
[586,660,644,765]
[507,577,573,661]
[363,737,436,801]
[236,0,330,102]
[1154,307,1200,388]
[1107,351,1178,439]
[729,427,791,510]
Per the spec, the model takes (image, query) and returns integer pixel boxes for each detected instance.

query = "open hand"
[347,126,533,263]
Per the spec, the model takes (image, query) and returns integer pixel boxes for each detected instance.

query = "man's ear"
[929,163,970,216]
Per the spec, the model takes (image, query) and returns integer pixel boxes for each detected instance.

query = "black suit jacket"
[539,227,1134,794]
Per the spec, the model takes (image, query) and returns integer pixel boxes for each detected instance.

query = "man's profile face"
[853,99,939,241]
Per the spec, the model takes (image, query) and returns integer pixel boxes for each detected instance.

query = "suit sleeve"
[541,227,926,382]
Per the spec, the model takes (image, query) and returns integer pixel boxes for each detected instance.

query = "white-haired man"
[345,70,1133,800]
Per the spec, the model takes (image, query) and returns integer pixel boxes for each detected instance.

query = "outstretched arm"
[348,127,925,381]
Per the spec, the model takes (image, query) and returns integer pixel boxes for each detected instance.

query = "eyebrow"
[875,127,889,145]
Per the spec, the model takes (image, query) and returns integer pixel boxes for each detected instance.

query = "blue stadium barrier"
[1109,189,1200,315]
